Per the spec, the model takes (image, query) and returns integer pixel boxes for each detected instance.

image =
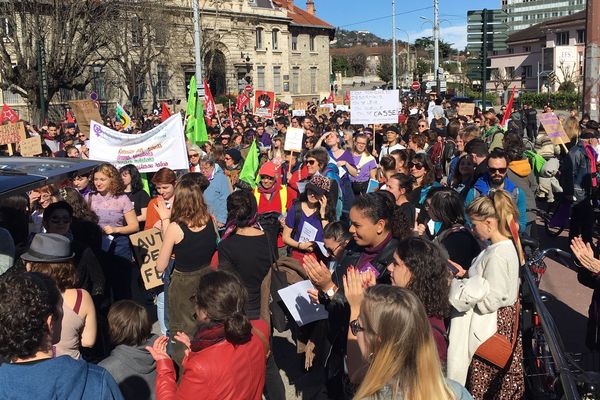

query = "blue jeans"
[156,291,167,335]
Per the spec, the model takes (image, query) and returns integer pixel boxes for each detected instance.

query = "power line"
[338,6,434,28]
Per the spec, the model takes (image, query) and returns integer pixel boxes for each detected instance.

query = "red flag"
[236,93,250,113]
[345,90,350,102]
[204,80,216,119]
[0,104,19,124]
[66,110,75,123]
[161,102,172,122]
[326,92,335,104]
[500,86,517,128]
[228,103,233,121]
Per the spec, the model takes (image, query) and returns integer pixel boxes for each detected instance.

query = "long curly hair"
[93,163,125,195]
[56,187,99,224]
[394,237,451,318]
[0,272,61,361]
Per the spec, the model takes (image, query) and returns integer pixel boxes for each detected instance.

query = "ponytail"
[466,189,519,237]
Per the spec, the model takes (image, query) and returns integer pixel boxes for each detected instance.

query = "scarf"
[220,212,259,241]
[190,323,226,352]
[257,183,278,195]
[584,142,598,188]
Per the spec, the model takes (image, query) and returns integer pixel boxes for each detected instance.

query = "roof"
[288,5,333,30]
[254,0,274,9]
[508,10,586,44]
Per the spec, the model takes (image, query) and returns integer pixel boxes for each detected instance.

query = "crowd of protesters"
[0,92,599,400]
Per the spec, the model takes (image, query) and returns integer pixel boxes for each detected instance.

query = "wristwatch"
[323,285,336,299]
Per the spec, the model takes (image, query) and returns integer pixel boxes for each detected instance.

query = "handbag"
[474,299,521,368]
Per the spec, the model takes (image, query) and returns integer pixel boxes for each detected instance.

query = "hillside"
[332,28,394,48]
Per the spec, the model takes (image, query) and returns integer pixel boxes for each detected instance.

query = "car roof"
[0,157,101,198]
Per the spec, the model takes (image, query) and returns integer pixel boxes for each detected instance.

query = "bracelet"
[161,218,170,221]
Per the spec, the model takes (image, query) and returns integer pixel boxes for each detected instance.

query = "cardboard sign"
[317,104,333,117]
[350,90,400,125]
[458,103,475,116]
[0,121,26,145]
[19,135,42,156]
[215,104,224,112]
[129,228,164,290]
[253,90,275,118]
[89,114,188,173]
[68,100,103,135]
[292,98,311,111]
[284,127,304,152]
[538,113,569,145]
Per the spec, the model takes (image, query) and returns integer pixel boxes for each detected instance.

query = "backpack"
[428,139,446,180]
[322,163,344,219]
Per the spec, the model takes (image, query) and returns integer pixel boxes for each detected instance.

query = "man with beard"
[465,148,527,233]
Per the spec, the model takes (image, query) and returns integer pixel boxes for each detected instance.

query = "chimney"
[306,0,315,15]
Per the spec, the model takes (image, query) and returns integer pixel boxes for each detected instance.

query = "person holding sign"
[350,133,377,195]
[283,175,335,264]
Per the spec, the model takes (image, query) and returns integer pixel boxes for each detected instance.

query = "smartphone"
[447,262,460,276]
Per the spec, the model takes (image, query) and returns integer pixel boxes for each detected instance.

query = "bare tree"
[556,61,577,93]
[0,0,118,122]
[491,68,516,102]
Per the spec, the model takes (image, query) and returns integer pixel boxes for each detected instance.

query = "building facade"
[501,0,586,32]
[1,0,335,120]
[488,11,585,93]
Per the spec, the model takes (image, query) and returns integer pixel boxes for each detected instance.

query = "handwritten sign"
[336,105,349,112]
[0,122,26,145]
[130,228,164,290]
[19,135,42,156]
[292,98,311,111]
[317,104,333,117]
[292,109,305,117]
[69,100,102,135]
[284,127,304,152]
[538,113,569,145]
[458,103,475,116]
[350,90,400,125]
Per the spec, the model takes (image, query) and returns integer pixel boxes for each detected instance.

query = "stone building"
[1,0,335,119]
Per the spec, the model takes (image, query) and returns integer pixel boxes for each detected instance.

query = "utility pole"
[192,0,205,98]
[36,39,47,124]
[482,8,487,108]
[434,0,440,94]
[583,0,599,120]
[392,0,397,90]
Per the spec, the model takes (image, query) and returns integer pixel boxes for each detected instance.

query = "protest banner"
[458,103,475,116]
[69,100,102,135]
[254,90,275,118]
[350,90,400,125]
[129,228,164,290]
[0,121,26,145]
[336,105,349,112]
[284,127,304,152]
[19,135,42,157]
[538,113,569,147]
[89,113,188,173]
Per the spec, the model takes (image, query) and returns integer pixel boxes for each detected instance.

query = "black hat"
[385,125,400,135]
[225,148,242,163]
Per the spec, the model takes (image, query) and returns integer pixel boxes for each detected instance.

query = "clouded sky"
[295,0,500,49]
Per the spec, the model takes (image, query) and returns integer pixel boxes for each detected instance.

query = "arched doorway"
[204,49,227,97]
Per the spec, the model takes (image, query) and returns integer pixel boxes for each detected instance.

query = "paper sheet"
[277,280,329,327]
[298,221,318,243]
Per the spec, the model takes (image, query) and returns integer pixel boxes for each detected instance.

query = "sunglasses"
[409,163,424,170]
[489,167,507,174]
[260,175,275,181]
[418,124,427,128]
[188,153,199,158]
[350,319,365,336]
[306,159,317,166]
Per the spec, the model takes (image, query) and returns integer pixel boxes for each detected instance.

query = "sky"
[295,0,500,49]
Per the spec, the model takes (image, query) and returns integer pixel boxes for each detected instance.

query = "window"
[508,48,514,54]
[131,17,143,46]
[292,67,300,94]
[577,29,586,44]
[92,67,106,100]
[310,67,317,93]
[272,29,279,50]
[157,64,169,99]
[309,35,316,52]
[291,32,298,51]
[556,31,569,46]
[273,66,281,94]
[522,65,532,78]
[505,66,515,77]
[256,27,263,49]
[524,46,531,52]
[257,66,265,90]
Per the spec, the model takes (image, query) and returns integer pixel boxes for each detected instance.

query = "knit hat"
[225,148,242,163]
[258,162,277,178]
[306,174,331,196]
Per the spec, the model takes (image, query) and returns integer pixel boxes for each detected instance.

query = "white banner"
[89,114,188,173]
[350,90,400,125]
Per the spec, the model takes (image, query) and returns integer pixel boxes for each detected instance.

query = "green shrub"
[520,91,581,109]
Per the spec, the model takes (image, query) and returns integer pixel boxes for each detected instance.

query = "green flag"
[239,139,259,189]
[141,173,150,196]
[185,76,208,145]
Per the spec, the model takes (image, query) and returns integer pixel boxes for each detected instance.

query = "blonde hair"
[466,189,518,238]
[353,286,455,400]
[171,178,210,228]
[563,116,580,141]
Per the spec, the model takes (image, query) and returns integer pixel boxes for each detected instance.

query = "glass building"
[502,0,586,32]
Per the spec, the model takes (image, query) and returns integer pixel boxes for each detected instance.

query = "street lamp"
[396,28,411,85]
[420,1,441,93]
